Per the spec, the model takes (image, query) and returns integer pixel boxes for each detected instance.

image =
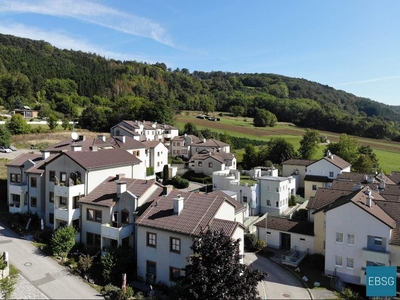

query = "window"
[347,234,355,246]
[73,196,79,209]
[267,231,271,235]
[198,161,202,167]
[347,258,354,269]
[49,192,54,203]
[60,172,67,183]
[275,201,278,207]
[87,209,102,223]
[121,210,129,224]
[243,196,248,203]
[374,237,383,246]
[87,232,101,247]
[170,267,181,282]
[147,232,157,247]
[146,261,156,278]
[170,237,181,253]
[267,200,271,206]
[336,232,343,243]
[267,186,270,192]
[300,238,305,242]
[11,194,20,203]
[208,162,213,168]
[312,184,317,191]
[49,171,55,182]
[10,173,21,183]
[60,197,67,205]
[329,171,334,178]
[49,213,54,224]
[30,177,37,188]
[335,255,342,267]
[276,187,279,192]
[31,197,37,207]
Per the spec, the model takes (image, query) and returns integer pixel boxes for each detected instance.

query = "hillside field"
[176,112,400,174]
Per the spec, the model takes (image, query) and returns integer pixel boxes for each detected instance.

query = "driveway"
[244,251,311,299]
[0,222,103,299]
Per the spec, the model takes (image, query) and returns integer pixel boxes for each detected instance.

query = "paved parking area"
[0,148,40,160]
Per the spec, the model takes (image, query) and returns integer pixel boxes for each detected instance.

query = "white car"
[0,147,12,153]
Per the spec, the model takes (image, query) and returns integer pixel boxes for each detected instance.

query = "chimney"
[203,138,206,143]
[71,145,82,152]
[115,173,125,180]
[380,181,386,190]
[90,146,98,152]
[118,136,126,143]
[366,195,372,208]
[42,151,50,160]
[98,135,106,142]
[173,194,184,215]
[117,182,127,195]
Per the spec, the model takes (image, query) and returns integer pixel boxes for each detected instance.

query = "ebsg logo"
[366,266,396,297]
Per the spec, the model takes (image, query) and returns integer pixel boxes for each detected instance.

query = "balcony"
[9,203,28,214]
[54,207,80,222]
[101,224,134,240]
[360,268,366,285]
[362,248,390,265]
[8,184,28,195]
[54,183,84,198]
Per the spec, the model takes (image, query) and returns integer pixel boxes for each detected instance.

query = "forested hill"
[1,33,400,140]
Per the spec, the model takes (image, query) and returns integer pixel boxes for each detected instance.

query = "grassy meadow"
[176,111,400,174]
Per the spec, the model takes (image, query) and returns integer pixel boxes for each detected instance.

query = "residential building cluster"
[7,120,400,289]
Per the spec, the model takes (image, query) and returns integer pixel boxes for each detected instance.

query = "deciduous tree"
[298,129,320,159]
[50,226,77,261]
[180,229,264,300]
[6,114,30,135]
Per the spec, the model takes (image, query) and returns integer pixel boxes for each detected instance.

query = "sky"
[0,0,399,106]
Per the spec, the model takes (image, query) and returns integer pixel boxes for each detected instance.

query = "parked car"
[8,145,18,151]
[0,146,12,153]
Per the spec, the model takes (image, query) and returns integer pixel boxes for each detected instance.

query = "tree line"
[1,33,400,140]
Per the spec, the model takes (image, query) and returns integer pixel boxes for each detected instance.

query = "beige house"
[135,190,245,286]
[170,134,201,159]
[282,159,314,194]
[189,150,236,176]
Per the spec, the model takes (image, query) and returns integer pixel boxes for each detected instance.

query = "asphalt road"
[244,251,311,299]
[0,222,103,299]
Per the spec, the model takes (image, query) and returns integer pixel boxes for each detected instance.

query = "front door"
[280,233,291,250]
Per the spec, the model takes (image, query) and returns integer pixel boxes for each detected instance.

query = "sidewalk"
[12,274,48,299]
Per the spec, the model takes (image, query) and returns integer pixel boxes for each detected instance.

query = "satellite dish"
[71,132,78,140]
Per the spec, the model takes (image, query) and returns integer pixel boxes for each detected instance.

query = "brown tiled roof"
[307,188,351,210]
[79,176,163,207]
[254,216,314,236]
[208,218,240,236]
[192,138,229,148]
[136,190,240,237]
[142,141,163,149]
[304,175,333,183]
[337,172,396,185]
[44,137,115,152]
[6,153,42,167]
[27,154,59,174]
[207,190,246,214]
[111,137,146,149]
[189,151,234,164]
[380,185,400,197]
[322,187,395,228]
[64,148,142,170]
[282,159,315,166]
[330,180,379,192]
[319,154,351,169]
[376,201,400,245]
[112,124,141,136]
[388,171,400,185]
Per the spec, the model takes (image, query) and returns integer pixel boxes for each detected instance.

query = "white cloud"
[0,0,175,47]
[0,22,157,62]
[334,75,400,87]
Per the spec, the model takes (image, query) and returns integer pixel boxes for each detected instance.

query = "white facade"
[325,202,392,285]
[190,139,230,157]
[306,159,350,181]
[257,176,296,215]
[144,142,168,174]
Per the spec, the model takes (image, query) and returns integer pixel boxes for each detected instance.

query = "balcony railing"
[281,246,309,267]
[360,267,366,285]
[8,184,28,195]
[54,207,80,222]
[54,183,84,198]
[9,203,28,214]
[362,248,390,265]
[101,224,134,240]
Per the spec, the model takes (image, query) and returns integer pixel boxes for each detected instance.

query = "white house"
[255,216,314,253]
[190,139,230,157]
[170,134,201,159]
[189,150,236,176]
[142,141,168,175]
[256,175,296,216]
[78,175,164,252]
[44,148,145,230]
[304,151,351,200]
[323,187,396,285]
[135,190,245,286]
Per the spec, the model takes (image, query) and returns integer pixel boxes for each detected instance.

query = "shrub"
[289,195,297,207]
[101,284,120,300]
[171,175,189,189]
[244,233,257,251]
[50,226,77,260]
[78,254,94,273]
[255,238,266,251]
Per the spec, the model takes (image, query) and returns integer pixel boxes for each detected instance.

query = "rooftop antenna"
[71,132,78,141]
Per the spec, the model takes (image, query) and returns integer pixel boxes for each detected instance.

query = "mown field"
[176,112,400,173]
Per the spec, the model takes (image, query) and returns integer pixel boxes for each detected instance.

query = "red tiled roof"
[64,148,142,170]
[254,216,314,236]
[136,190,240,237]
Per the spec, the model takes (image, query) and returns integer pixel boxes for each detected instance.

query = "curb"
[265,255,314,300]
